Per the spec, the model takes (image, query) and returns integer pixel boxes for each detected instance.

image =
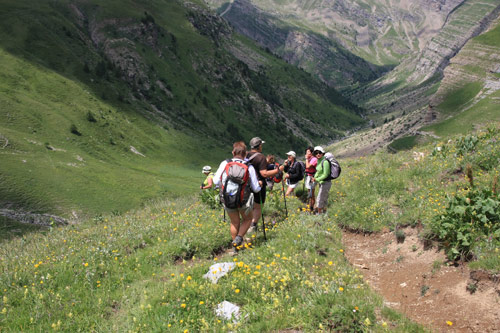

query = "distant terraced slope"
[206,0,468,90]
[350,0,500,117]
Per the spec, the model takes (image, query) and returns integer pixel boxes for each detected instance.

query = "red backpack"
[273,163,283,183]
[220,159,251,209]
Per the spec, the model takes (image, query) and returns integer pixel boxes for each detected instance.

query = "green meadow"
[1,124,499,332]
[0,48,227,218]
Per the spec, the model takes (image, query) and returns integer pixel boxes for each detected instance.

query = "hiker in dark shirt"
[246,137,284,233]
[265,155,280,190]
[283,151,301,196]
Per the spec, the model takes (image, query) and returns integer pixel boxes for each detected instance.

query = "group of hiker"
[200,137,340,253]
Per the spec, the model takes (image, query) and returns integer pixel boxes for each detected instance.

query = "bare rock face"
[430,16,500,107]
[409,1,500,83]
[218,0,386,89]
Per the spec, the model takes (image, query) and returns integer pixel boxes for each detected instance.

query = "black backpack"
[296,161,305,181]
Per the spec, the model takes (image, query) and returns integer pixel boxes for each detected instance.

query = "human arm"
[248,165,262,193]
[201,176,214,189]
[314,159,330,183]
[212,160,227,188]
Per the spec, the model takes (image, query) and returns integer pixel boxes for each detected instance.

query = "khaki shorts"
[305,175,316,190]
[316,181,332,209]
[224,193,255,215]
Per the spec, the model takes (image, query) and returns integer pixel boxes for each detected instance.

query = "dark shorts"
[254,184,266,204]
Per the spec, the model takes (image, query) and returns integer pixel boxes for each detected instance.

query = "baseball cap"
[249,137,265,148]
[286,151,296,158]
[202,165,211,173]
[313,146,325,154]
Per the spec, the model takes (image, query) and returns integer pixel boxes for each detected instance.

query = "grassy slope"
[0,194,424,332]
[0,0,364,217]
[2,123,499,331]
[0,48,219,217]
[423,19,500,137]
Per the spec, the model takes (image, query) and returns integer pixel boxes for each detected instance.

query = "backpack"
[272,163,283,183]
[296,161,305,181]
[219,159,251,209]
[324,155,341,180]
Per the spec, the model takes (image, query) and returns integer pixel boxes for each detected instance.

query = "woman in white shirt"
[213,141,261,251]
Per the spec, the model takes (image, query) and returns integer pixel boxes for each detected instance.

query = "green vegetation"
[473,17,500,47]
[0,194,424,332]
[1,121,499,331]
[388,135,419,152]
[0,216,45,242]
[424,88,500,137]
[431,187,500,260]
[0,0,364,217]
[330,125,500,268]
[0,48,213,217]
[434,82,482,115]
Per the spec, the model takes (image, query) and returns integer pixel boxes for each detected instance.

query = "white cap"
[286,151,296,158]
[202,165,211,173]
[313,146,325,154]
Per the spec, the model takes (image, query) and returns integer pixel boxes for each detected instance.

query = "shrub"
[70,124,82,136]
[431,188,500,260]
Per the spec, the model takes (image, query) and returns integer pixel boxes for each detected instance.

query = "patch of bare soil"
[342,227,500,332]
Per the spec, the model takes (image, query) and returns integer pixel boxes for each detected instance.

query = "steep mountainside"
[0,0,364,217]
[206,0,468,90]
[329,17,500,157]
[209,0,390,90]
[351,0,500,118]
[208,0,500,120]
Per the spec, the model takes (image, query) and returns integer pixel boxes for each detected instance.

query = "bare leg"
[285,186,294,197]
[252,203,261,225]
[228,211,241,240]
[238,209,253,237]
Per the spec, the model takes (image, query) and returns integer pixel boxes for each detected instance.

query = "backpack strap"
[247,152,259,162]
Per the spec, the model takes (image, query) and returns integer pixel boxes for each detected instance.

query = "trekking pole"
[259,195,267,241]
[281,180,288,219]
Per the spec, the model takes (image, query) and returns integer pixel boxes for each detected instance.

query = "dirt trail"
[342,227,500,332]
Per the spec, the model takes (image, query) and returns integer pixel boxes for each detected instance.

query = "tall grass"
[330,124,500,266]
[0,193,424,332]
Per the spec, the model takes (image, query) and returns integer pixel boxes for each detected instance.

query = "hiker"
[246,137,284,233]
[265,155,280,190]
[304,147,318,211]
[200,165,215,190]
[312,146,331,214]
[213,141,261,251]
[283,151,303,196]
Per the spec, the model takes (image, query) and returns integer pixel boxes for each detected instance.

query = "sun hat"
[202,165,211,173]
[286,151,296,158]
[313,146,325,154]
[249,137,265,149]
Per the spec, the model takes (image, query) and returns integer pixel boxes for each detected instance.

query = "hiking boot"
[232,235,243,248]
[247,223,258,233]
[229,246,239,256]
